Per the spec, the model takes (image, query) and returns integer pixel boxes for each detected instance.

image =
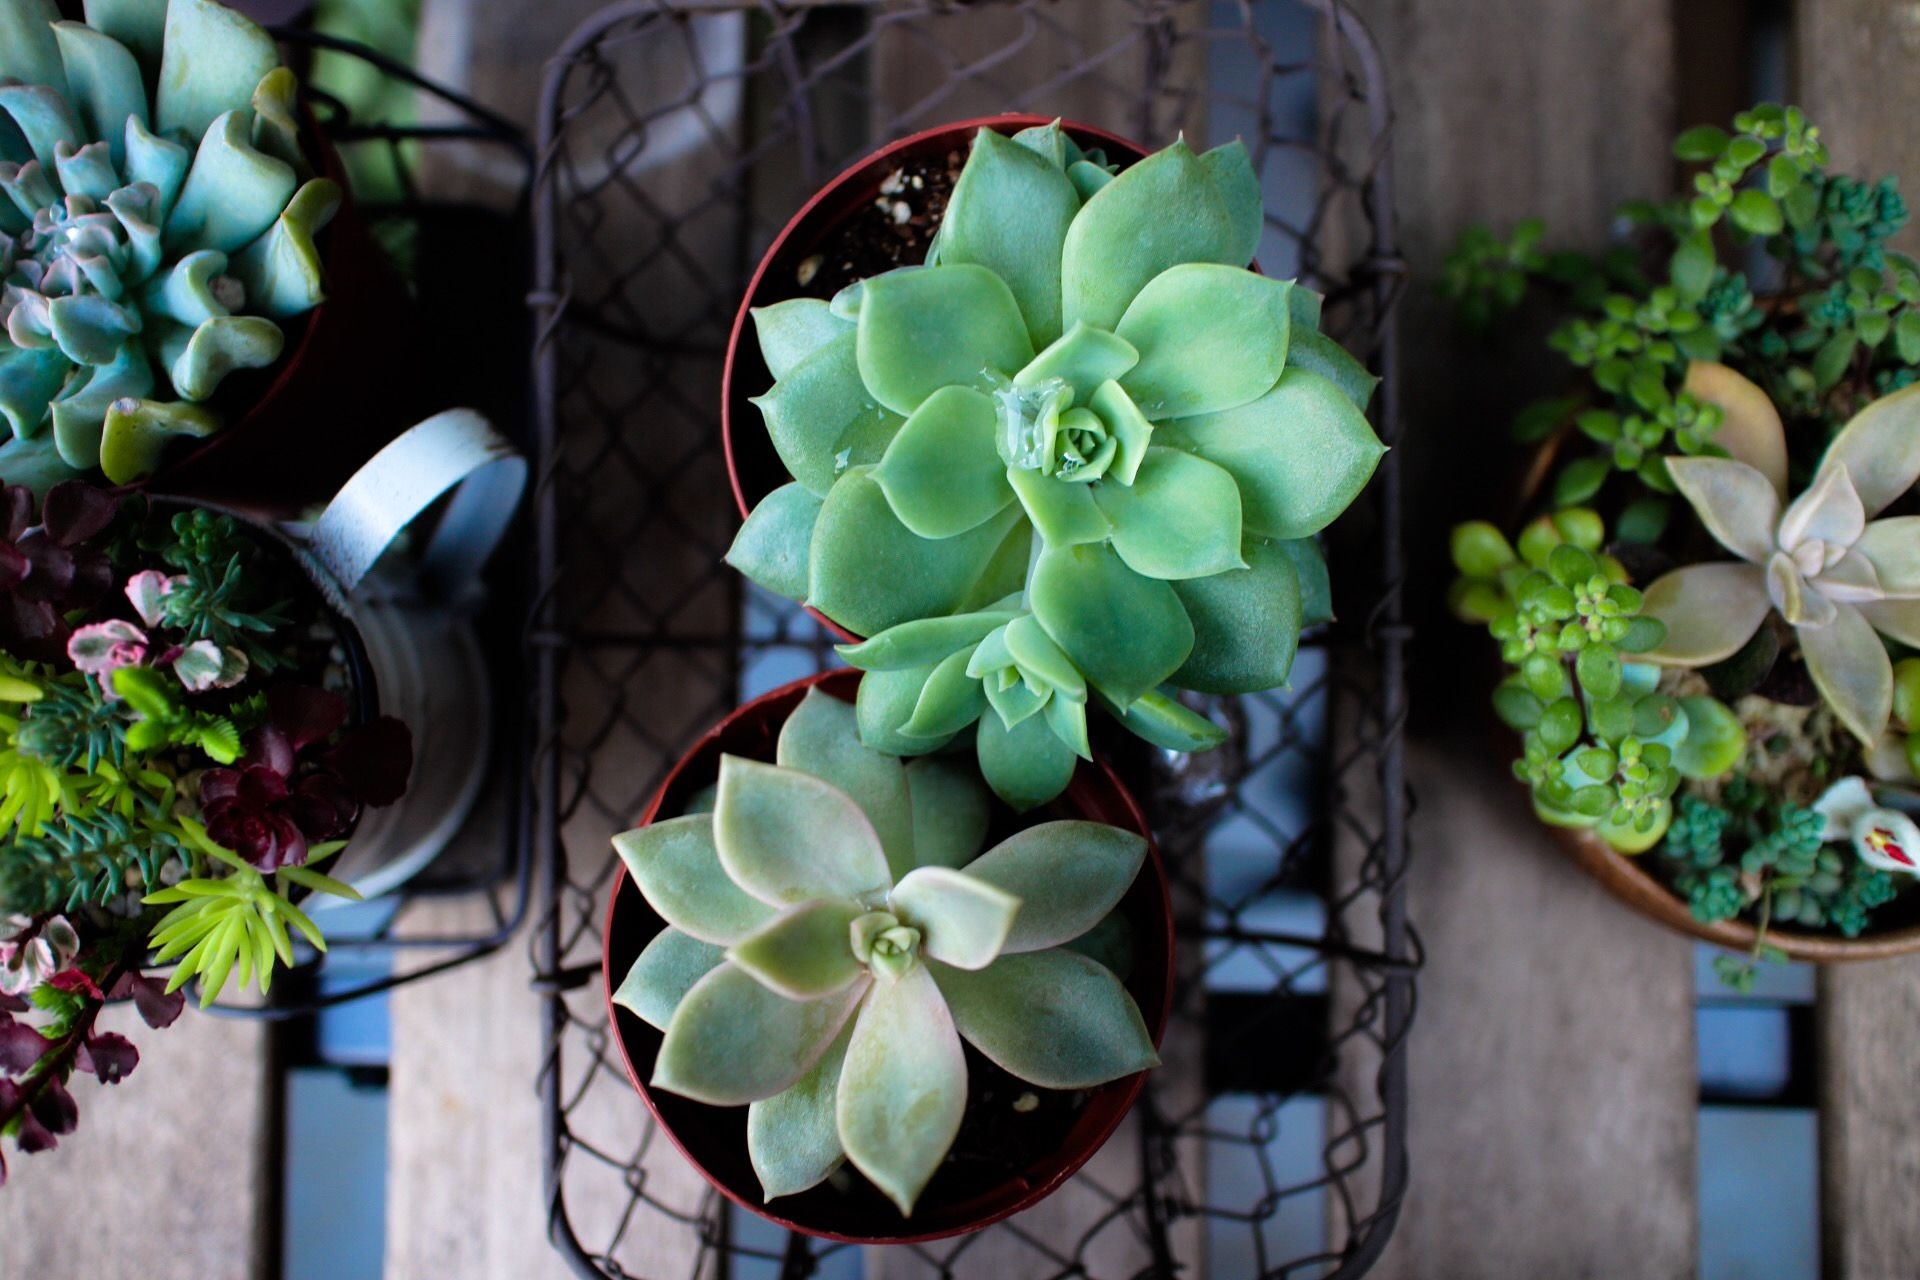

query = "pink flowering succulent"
[0,914,79,997]
[65,570,248,693]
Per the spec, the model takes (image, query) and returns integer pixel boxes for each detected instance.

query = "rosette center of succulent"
[848,908,921,981]
[992,375,1121,481]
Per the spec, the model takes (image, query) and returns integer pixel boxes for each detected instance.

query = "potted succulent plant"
[723,116,1384,811]
[602,670,1171,1240]
[0,477,415,1184]
[0,0,407,499]
[1445,103,1920,985]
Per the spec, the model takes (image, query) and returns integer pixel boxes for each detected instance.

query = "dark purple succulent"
[0,482,121,665]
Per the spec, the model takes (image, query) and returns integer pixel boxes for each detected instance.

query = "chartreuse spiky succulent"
[610,688,1157,1216]
[1450,508,1747,851]
[0,0,339,487]
[727,121,1382,809]
[1640,363,1920,754]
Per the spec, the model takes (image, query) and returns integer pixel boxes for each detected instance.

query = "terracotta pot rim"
[718,114,1151,646]
[598,668,1175,1243]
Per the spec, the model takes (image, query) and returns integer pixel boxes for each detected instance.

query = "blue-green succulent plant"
[727,121,1384,810]
[0,0,339,488]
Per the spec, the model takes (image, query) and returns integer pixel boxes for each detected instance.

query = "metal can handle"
[303,408,526,604]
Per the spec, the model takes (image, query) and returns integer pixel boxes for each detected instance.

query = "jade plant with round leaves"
[0,0,339,488]
[727,121,1383,809]
[610,687,1159,1217]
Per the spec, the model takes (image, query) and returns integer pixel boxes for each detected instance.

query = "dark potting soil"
[795,151,964,300]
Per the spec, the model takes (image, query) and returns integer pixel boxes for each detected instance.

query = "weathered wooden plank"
[1339,2,1698,1275]
[0,1008,273,1280]
[1795,7,1920,1271]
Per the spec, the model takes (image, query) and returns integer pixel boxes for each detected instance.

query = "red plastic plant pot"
[719,115,1150,642]
[600,668,1175,1243]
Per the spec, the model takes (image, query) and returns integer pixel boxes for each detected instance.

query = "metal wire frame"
[529,2,1413,1276]
[199,29,538,1019]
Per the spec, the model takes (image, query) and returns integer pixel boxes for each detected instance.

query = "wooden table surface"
[5,2,1920,1277]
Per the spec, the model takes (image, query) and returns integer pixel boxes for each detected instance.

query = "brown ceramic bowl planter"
[719,114,1150,642]
[600,668,1175,1243]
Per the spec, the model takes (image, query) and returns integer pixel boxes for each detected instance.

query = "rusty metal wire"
[529,2,1413,1275]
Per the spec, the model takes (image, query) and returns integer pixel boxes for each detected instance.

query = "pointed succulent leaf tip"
[727,481,822,602]
[900,647,984,740]
[933,126,1081,348]
[903,755,992,872]
[962,820,1147,954]
[1106,686,1229,752]
[615,928,725,1030]
[727,898,869,1000]
[1664,456,1781,564]
[611,814,776,945]
[654,963,867,1107]
[1029,541,1194,706]
[231,177,341,317]
[1642,561,1773,666]
[888,866,1020,970]
[753,330,901,498]
[714,754,892,906]
[776,687,916,883]
[1682,361,1789,497]
[1014,321,1139,401]
[836,963,967,1217]
[837,608,1019,672]
[853,264,1033,416]
[1199,139,1264,267]
[1777,463,1866,556]
[1115,263,1292,419]
[748,1017,853,1200]
[931,950,1158,1090]
[754,297,854,381]
[1171,536,1304,694]
[1800,600,1895,745]
[51,20,146,167]
[1819,377,1920,516]
[855,663,956,757]
[873,385,1014,538]
[1091,445,1245,581]
[976,709,1077,812]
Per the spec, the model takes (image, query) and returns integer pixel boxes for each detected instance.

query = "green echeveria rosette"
[611,687,1159,1218]
[0,0,339,489]
[727,121,1386,810]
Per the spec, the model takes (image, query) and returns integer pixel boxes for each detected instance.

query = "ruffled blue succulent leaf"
[933,127,1081,346]
[1067,161,1111,201]
[98,395,216,484]
[837,962,967,1217]
[247,66,303,173]
[1102,685,1229,753]
[139,248,231,326]
[1115,264,1291,419]
[904,755,991,872]
[46,294,136,366]
[854,663,955,757]
[748,1017,852,1201]
[611,813,777,945]
[655,962,867,1106]
[614,927,725,1030]
[1060,138,1240,331]
[1284,328,1379,411]
[855,265,1034,416]
[1005,464,1110,547]
[807,467,1022,637]
[889,866,1019,970]
[123,114,189,226]
[1030,541,1194,705]
[931,949,1158,1089]
[1014,321,1138,405]
[51,339,151,467]
[754,332,900,499]
[156,0,280,140]
[1158,366,1386,540]
[50,20,146,170]
[230,177,339,317]
[1091,445,1245,580]
[838,608,1019,672]
[753,298,852,382]
[100,183,164,286]
[777,686,916,883]
[1279,537,1332,625]
[874,385,1014,538]
[1199,140,1263,267]
[1086,379,1154,486]
[155,314,282,400]
[975,708,1077,812]
[716,755,892,905]
[52,138,116,200]
[0,1,67,100]
[164,109,297,254]
[0,422,82,490]
[900,647,985,740]
[1004,614,1086,700]
[962,821,1147,954]
[1170,536,1303,695]
[0,345,69,440]
[726,481,822,603]
[0,83,81,170]
[82,0,165,77]
[728,898,869,1000]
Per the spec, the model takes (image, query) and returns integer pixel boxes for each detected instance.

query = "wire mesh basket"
[529,1,1413,1275]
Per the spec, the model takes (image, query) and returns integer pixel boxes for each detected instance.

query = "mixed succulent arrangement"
[1446,103,1920,978]
[0,481,411,1182]
[611,687,1157,1217]
[0,0,338,489]
[728,121,1382,811]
